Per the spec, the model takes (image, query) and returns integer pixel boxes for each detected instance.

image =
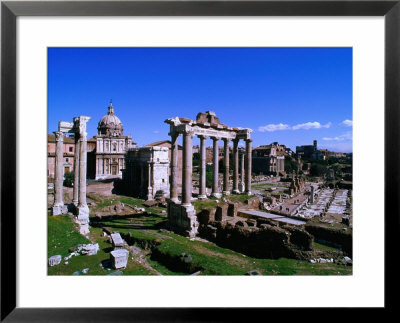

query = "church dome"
[98,101,124,136]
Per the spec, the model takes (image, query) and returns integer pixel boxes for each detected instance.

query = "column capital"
[232,138,239,144]
[245,138,253,143]
[211,136,220,142]
[53,131,64,141]
[197,135,208,140]
[222,138,230,144]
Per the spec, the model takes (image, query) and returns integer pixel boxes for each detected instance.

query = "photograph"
[47,47,353,276]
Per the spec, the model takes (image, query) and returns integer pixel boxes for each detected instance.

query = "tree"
[63,171,74,187]
[310,164,328,177]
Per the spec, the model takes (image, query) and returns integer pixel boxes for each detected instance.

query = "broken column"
[52,131,68,215]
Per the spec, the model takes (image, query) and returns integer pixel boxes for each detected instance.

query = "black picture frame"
[1,0,398,321]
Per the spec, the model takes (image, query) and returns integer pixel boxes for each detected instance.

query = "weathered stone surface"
[235,220,248,227]
[245,197,261,209]
[110,249,129,269]
[143,199,158,207]
[111,233,125,249]
[80,243,100,256]
[215,204,228,221]
[197,208,216,224]
[227,202,238,217]
[48,255,62,266]
[246,219,257,227]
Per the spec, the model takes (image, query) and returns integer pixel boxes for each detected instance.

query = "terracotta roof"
[145,140,183,149]
[48,134,75,144]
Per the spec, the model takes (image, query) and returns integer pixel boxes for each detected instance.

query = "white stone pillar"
[170,133,179,203]
[198,135,207,199]
[211,137,220,198]
[232,139,239,194]
[76,116,91,234]
[52,131,67,215]
[240,150,245,192]
[72,138,80,206]
[222,138,230,195]
[182,130,193,206]
[147,162,153,200]
[245,139,252,195]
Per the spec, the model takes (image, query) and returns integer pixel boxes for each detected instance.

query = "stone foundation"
[52,204,68,216]
[167,201,199,238]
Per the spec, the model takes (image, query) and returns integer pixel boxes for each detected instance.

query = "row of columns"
[52,117,90,235]
[170,132,252,205]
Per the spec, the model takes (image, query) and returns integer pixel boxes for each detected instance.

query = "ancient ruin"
[52,116,91,234]
[165,111,252,237]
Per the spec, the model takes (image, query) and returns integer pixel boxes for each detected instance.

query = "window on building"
[69,146,73,152]
[66,158,69,162]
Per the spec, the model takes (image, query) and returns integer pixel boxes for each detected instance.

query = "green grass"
[49,193,352,276]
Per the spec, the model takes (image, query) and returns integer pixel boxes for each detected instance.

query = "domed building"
[91,102,135,180]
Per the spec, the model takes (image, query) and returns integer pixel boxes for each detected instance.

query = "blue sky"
[48,48,352,152]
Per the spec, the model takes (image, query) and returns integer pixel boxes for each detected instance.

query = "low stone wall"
[305,223,352,257]
[197,218,314,260]
[87,182,114,196]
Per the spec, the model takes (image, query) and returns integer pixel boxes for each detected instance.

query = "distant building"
[123,146,170,200]
[296,140,318,159]
[47,134,75,180]
[91,102,135,180]
[252,142,286,175]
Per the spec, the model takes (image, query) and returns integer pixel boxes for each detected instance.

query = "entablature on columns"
[165,115,252,141]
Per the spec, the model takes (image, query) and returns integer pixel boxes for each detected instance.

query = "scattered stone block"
[111,233,125,249]
[143,200,158,207]
[48,255,62,267]
[110,249,129,269]
[81,243,99,256]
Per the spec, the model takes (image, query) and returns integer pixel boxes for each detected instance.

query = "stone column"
[72,137,80,206]
[169,133,179,203]
[239,150,245,193]
[182,130,193,206]
[198,135,207,199]
[211,137,221,198]
[76,116,91,234]
[245,139,252,195]
[222,138,230,195]
[52,131,67,215]
[232,139,239,194]
[147,162,153,200]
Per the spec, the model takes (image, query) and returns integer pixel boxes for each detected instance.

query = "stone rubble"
[48,255,62,266]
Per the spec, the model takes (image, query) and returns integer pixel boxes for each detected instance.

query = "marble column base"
[211,192,221,198]
[167,201,199,238]
[197,194,207,200]
[232,189,240,194]
[52,204,68,216]
[222,191,231,196]
[245,190,252,195]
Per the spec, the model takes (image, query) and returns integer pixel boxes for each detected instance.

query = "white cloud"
[322,131,352,141]
[340,119,353,127]
[258,123,290,132]
[292,121,331,130]
[153,130,159,134]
